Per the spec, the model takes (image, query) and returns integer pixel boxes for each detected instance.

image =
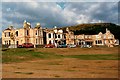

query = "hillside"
[61,23,120,40]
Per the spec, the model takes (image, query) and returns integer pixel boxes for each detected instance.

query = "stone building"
[2,21,119,48]
[45,27,119,47]
[2,20,44,48]
[65,27,75,45]
[75,28,119,47]
[45,26,66,45]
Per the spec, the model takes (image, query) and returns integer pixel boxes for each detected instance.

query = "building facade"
[45,26,66,45]
[2,20,44,47]
[2,21,119,48]
[65,27,75,45]
[75,28,119,47]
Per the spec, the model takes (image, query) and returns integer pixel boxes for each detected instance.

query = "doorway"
[16,41,19,45]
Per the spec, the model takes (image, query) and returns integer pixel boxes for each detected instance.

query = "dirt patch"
[2,58,118,78]
[2,47,119,78]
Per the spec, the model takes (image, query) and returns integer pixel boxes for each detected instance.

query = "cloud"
[2,0,119,2]
[2,2,118,31]
[64,2,118,23]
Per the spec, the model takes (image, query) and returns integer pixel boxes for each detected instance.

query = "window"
[55,40,57,43]
[98,40,102,44]
[5,33,6,37]
[16,41,19,45]
[9,40,11,45]
[58,35,60,38]
[55,34,57,38]
[5,41,6,45]
[16,31,18,36]
[95,40,97,44]
[49,40,51,44]
[36,39,37,44]
[8,32,10,37]
[5,32,10,37]
[26,30,29,36]
[6,41,8,45]
[39,30,41,36]
[64,35,66,38]
[36,30,37,35]
[48,33,51,38]
[96,40,102,44]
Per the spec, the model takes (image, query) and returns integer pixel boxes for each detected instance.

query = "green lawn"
[2,48,119,63]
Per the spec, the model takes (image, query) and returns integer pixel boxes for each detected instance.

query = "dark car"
[17,44,23,48]
[57,44,67,48]
[45,44,55,48]
[22,43,34,48]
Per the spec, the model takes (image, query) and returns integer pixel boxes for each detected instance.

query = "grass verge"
[2,48,119,63]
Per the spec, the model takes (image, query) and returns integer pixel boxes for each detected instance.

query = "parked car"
[57,44,67,48]
[17,44,23,48]
[67,44,76,48]
[22,43,34,48]
[8,44,17,48]
[81,44,92,48]
[45,44,55,48]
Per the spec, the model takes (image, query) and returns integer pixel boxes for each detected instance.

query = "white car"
[81,45,92,48]
[67,44,76,48]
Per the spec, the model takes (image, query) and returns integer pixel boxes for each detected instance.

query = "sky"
[1,0,119,32]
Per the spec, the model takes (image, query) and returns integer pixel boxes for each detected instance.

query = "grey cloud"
[2,2,118,31]
[65,2,118,24]
[2,2,70,29]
